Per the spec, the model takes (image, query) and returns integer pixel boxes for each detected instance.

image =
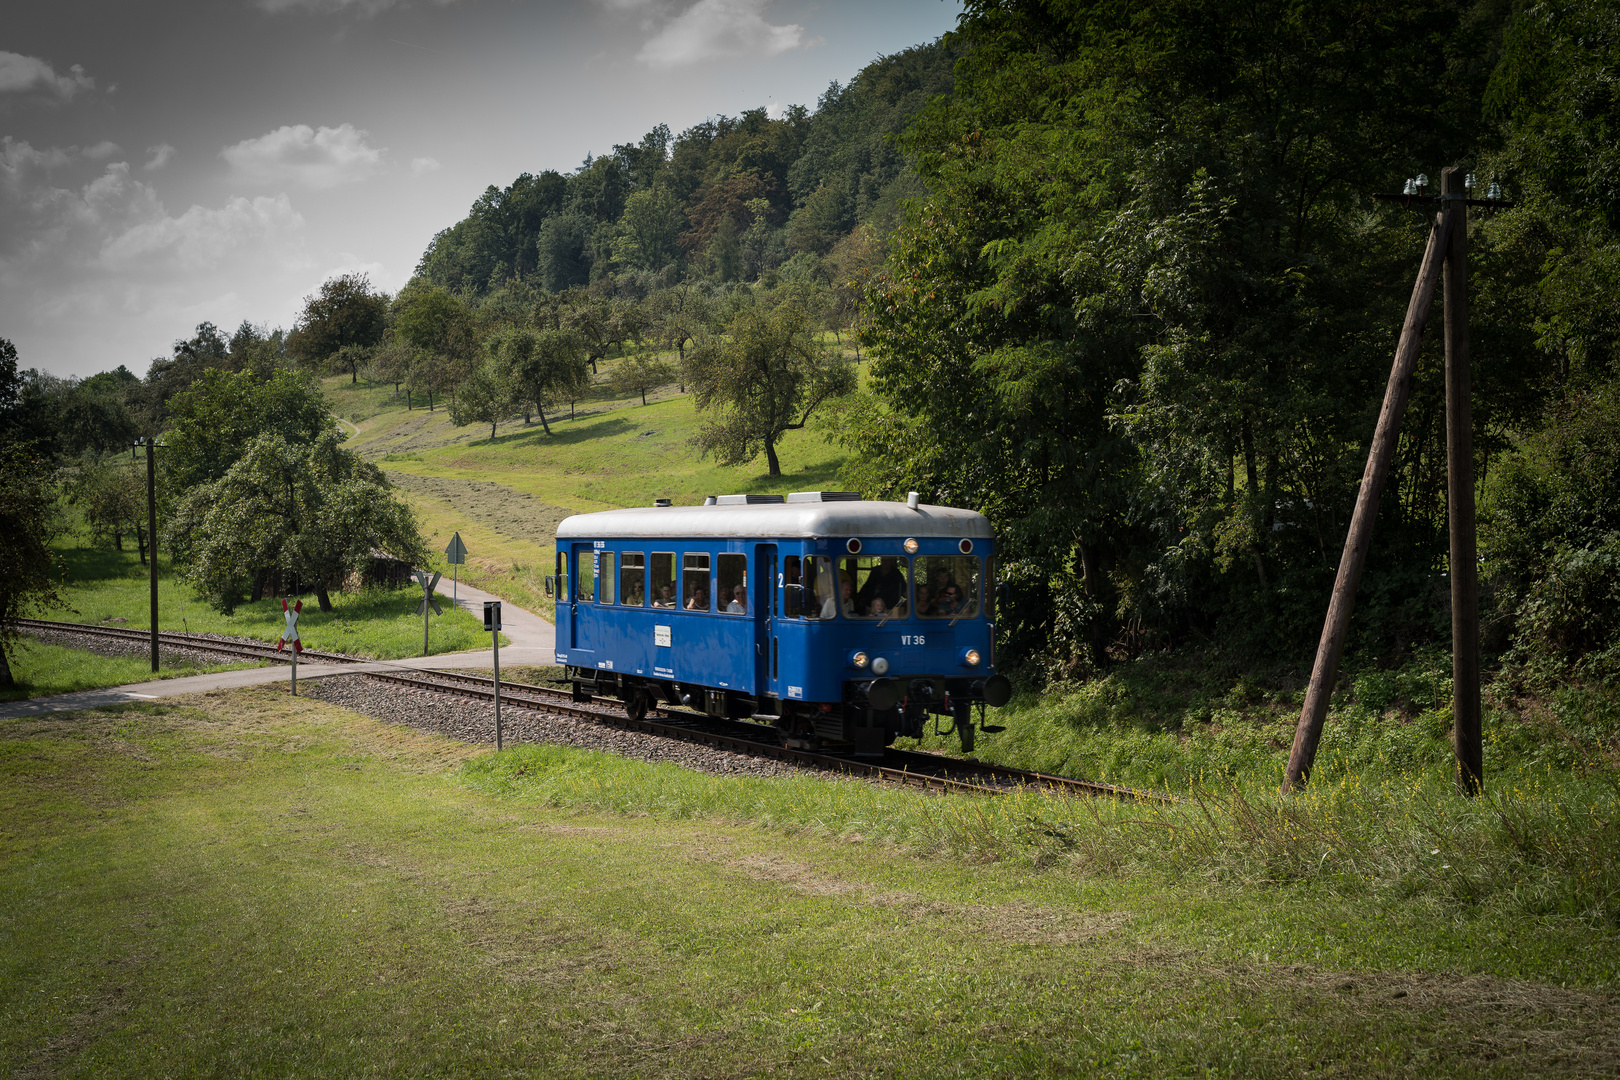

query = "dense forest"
[6,0,1618,693]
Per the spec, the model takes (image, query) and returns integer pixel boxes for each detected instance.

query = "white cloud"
[0,51,97,101]
[144,143,176,171]
[409,155,441,175]
[632,0,806,68]
[0,137,310,377]
[83,140,121,160]
[222,123,386,189]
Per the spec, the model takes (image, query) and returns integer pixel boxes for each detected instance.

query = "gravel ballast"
[309,674,805,779]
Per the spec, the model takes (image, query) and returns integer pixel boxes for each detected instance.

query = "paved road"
[1,587,559,721]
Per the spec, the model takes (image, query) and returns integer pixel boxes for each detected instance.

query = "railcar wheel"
[625,688,650,722]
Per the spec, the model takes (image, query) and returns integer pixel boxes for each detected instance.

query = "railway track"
[23,618,1177,803]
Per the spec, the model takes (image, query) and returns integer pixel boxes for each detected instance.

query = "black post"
[1443,166,1483,795]
[146,439,159,673]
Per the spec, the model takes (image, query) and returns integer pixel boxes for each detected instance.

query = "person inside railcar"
[869,597,888,618]
[915,585,935,617]
[653,582,677,608]
[686,586,709,611]
[727,586,746,613]
[839,579,856,617]
[857,556,906,613]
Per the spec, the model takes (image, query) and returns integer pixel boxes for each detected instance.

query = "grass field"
[324,348,856,620]
[2,688,1614,1077]
[43,537,500,661]
[0,639,262,702]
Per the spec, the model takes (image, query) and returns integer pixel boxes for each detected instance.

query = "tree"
[609,354,676,406]
[163,368,334,492]
[685,293,855,476]
[0,443,64,687]
[167,431,427,613]
[490,327,589,435]
[70,457,148,559]
[449,359,517,442]
[612,183,685,273]
[289,273,389,382]
[394,285,477,408]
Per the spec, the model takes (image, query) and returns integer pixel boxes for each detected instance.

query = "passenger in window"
[869,597,889,618]
[686,587,709,611]
[727,586,746,613]
[857,557,906,613]
[840,579,856,617]
[935,584,967,616]
[915,585,935,618]
[653,583,677,608]
[818,588,838,620]
[930,566,955,597]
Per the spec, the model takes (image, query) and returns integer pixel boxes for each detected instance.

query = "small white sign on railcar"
[654,624,672,647]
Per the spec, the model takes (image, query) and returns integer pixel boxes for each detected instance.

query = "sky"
[2,0,961,380]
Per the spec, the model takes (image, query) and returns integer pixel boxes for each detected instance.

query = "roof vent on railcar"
[787,491,862,502]
[715,494,786,504]
[702,495,717,505]
[654,498,673,507]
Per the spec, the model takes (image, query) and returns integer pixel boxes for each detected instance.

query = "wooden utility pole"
[1283,211,1453,793]
[1443,166,1483,795]
[146,438,159,674]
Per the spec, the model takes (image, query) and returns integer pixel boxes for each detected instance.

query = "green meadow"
[2,687,1613,1078]
[42,535,500,661]
[326,348,857,620]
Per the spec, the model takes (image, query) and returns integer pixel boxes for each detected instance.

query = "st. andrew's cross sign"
[415,569,442,656]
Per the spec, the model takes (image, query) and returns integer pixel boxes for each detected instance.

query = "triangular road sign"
[445,532,469,565]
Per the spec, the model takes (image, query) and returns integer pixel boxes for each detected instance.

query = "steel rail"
[24,617,1177,802]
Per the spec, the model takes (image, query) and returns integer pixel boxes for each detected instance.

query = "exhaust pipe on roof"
[907,491,920,511]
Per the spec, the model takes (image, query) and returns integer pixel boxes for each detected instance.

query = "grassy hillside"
[326,345,856,619]
[3,689,1614,1076]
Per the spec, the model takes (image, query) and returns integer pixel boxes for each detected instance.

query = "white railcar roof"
[555,500,992,541]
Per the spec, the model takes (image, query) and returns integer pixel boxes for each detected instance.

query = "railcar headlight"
[903,537,918,555]
[962,648,981,667]
[850,650,869,670]
[871,656,890,676]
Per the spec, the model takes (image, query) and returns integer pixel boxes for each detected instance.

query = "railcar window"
[840,556,910,620]
[621,553,645,606]
[916,555,981,619]
[577,551,596,602]
[598,552,615,604]
[555,551,568,603]
[682,553,711,612]
[803,556,836,619]
[650,553,677,608]
[717,553,747,614]
[782,556,802,617]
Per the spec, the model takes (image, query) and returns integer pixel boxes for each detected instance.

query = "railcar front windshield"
[915,555,981,619]
[840,556,910,620]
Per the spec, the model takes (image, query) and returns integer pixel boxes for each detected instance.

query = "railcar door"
[570,543,597,653]
[755,544,777,698]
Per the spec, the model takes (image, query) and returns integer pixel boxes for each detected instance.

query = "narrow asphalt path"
[1,586,559,721]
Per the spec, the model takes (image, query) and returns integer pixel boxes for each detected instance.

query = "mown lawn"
[322,349,858,620]
[0,639,263,702]
[42,538,499,661]
[1,688,1614,1078]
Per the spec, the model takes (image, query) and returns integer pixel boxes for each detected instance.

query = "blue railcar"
[550,491,1012,754]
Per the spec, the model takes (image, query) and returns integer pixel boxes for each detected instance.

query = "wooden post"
[146,439,159,674]
[1443,166,1483,795]
[1283,210,1454,792]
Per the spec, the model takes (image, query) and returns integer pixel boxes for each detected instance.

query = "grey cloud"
[621,0,807,69]
[221,123,386,189]
[0,51,97,101]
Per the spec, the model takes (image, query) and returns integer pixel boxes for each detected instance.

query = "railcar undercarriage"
[566,666,1008,756]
